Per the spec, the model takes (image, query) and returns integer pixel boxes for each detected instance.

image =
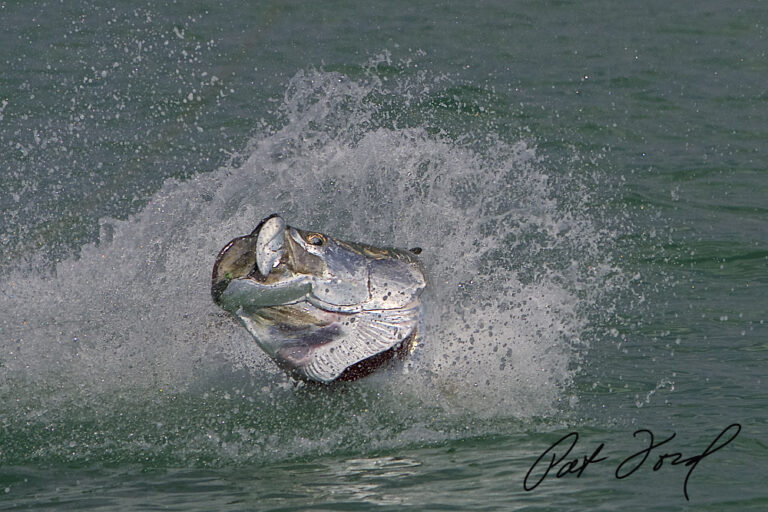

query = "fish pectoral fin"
[302,303,421,382]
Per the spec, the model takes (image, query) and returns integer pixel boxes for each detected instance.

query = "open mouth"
[211,234,260,300]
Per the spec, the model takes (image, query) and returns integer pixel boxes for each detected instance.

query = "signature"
[523,423,741,501]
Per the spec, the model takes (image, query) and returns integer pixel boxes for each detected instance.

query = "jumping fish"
[211,214,426,383]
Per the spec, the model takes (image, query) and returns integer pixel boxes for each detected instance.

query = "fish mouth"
[210,214,284,301]
[210,214,324,302]
[210,233,259,301]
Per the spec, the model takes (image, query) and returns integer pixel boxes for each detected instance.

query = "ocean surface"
[1,1,766,510]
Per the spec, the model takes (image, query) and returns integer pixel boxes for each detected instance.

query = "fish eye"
[307,233,325,246]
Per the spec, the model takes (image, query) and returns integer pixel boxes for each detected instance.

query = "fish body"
[211,215,426,383]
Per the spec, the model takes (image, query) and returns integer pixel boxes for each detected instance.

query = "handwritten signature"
[523,423,741,501]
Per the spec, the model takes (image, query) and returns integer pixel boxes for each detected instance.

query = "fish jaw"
[215,276,313,314]
[254,214,286,276]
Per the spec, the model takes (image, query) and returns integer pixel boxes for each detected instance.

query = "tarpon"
[211,214,426,383]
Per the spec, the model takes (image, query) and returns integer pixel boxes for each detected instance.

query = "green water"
[2,1,766,510]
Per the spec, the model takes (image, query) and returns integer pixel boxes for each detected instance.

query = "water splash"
[0,57,623,465]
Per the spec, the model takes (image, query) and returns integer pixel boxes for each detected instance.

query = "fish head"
[211,214,427,382]
[212,214,426,312]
